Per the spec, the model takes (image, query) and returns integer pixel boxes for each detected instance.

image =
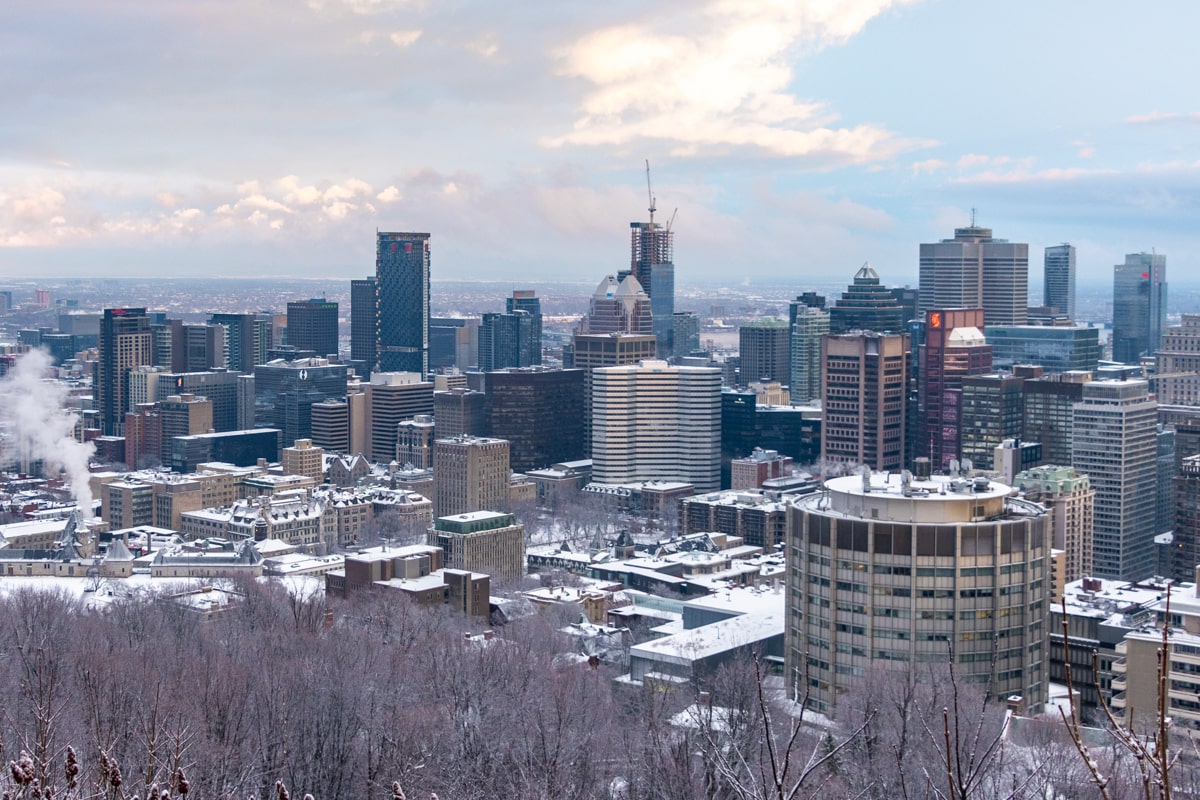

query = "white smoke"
[0,349,96,515]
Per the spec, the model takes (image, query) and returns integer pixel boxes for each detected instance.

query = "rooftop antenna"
[970,207,977,227]
[645,159,656,225]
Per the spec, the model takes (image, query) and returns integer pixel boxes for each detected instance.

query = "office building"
[1159,427,1177,542]
[397,415,436,469]
[1020,368,1092,466]
[738,318,790,386]
[959,373,1025,470]
[1112,252,1167,364]
[151,370,242,432]
[569,332,657,455]
[433,387,489,439]
[915,309,993,469]
[364,372,434,463]
[1044,244,1076,321]
[587,275,653,335]
[1172,455,1200,583]
[485,368,586,472]
[720,389,821,488]
[729,448,793,491]
[1072,380,1157,580]
[789,306,829,405]
[287,298,339,359]
[350,277,377,370]
[310,396,368,456]
[478,310,540,372]
[673,311,700,356]
[282,438,325,482]
[376,231,431,375]
[429,317,479,371]
[629,215,674,357]
[820,332,909,472]
[1015,466,1094,584]
[209,313,271,373]
[591,360,721,491]
[828,263,908,334]
[1155,315,1200,406]
[99,308,153,436]
[170,429,282,473]
[786,471,1049,715]
[433,435,511,518]
[253,358,349,447]
[506,289,542,356]
[158,393,214,466]
[919,223,1029,326]
[428,510,525,578]
[984,326,1100,374]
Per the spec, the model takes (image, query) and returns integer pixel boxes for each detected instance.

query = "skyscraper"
[433,436,511,518]
[209,313,271,374]
[820,332,909,472]
[485,367,586,472]
[478,310,540,372]
[919,223,1029,326]
[789,306,829,405]
[586,276,652,335]
[629,216,674,358]
[1044,244,1076,321]
[287,298,339,359]
[738,318,790,385]
[350,277,377,370]
[915,308,993,469]
[99,308,153,436]
[376,231,430,376]
[364,372,434,463]
[253,358,349,448]
[1112,252,1167,364]
[569,332,657,456]
[505,289,542,359]
[828,263,908,334]
[591,359,721,491]
[1072,379,1157,581]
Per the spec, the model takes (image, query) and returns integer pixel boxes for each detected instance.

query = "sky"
[2,0,1200,287]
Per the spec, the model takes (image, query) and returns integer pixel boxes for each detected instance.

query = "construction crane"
[645,159,656,224]
[666,207,678,233]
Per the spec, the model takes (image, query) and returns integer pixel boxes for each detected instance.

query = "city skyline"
[2,2,1199,283]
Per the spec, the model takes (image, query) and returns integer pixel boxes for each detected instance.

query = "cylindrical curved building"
[786,471,1049,715]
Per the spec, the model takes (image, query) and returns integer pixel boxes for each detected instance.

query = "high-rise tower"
[376,231,430,376]
[1044,244,1076,321]
[99,308,153,436]
[287,298,339,359]
[629,168,675,357]
[350,277,377,371]
[829,263,908,334]
[1112,252,1167,364]
[919,223,1028,326]
[915,308,993,468]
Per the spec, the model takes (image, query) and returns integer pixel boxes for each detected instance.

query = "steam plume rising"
[0,349,96,515]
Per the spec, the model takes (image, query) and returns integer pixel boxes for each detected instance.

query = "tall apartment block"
[364,372,434,463]
[819,332,909,472]
[786,471,1049,715]
[1072,380,1157,581]
[789,306,829,405]
[915,308,993,469]
[281,438,325,482]
[1044,244,1076,321]
[828,263,908,334]
[673,312,700,356]
[478,311,540,372]
[1015,465,1094,584]
[591,360,721,491]
[99,308,153,436]
[208,313,271,374]
[433,435,511,518]
[1112,252,1167,364]
[738,318,790,385]
[919,223,1028,326]
[350,277,377,371]
[287,298,339,360]
[376,232,431,376]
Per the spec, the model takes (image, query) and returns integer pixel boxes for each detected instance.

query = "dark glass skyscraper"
[629,221,674,358]
[828,263,908,334]
[376,231,430,376]
[287,298,339,359]
[1112,252,1167,364]
[350,277,377,369]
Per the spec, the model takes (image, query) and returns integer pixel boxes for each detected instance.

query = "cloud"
[389,29,422,48]
[1125,111,1200,125]
[544,0,927,163]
